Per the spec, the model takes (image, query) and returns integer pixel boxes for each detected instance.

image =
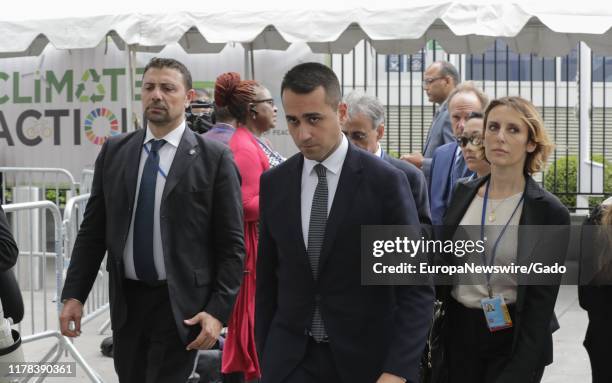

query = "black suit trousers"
[584,314,612,383]
[280,339,342,383]
[445,297,544,383]
[113,280,197,383]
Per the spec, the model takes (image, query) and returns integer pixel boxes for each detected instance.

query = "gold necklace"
[487,194,522,222]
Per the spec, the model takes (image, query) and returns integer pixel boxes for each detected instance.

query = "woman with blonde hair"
[435,96,570,383]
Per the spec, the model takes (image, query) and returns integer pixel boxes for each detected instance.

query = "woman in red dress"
[215,72,281,382]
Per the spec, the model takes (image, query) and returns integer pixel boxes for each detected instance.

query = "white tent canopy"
[2,0,612,58]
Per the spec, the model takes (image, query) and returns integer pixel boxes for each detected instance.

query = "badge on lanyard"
[481,294,513,332]
[480,180,523,332]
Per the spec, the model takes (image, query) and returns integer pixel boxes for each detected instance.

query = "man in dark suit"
[59,58,245,382]
[341,90,431,225]
[429,82,488,225]
[256,62,434,383]
[401,61,459,181]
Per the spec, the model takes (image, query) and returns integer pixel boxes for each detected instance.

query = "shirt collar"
[144,120,186,148]
[303,133,348,176]
[375,144,383,158]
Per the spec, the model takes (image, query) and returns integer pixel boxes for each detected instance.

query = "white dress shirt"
[123,121,186,280]
[375,144,383,158]
[301,134,349,247]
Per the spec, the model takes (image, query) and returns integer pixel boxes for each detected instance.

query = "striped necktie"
[307,163,328,341]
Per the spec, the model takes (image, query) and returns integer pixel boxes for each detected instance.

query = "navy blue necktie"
[133,139,166,281]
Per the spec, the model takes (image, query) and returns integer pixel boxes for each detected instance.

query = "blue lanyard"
[480,180,524,297]
[143,144,168,179]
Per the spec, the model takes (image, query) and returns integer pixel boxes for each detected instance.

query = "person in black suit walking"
[341,90,431,226]
[59,58,245,382]
[256,62,434,383]
[435,96,570,383]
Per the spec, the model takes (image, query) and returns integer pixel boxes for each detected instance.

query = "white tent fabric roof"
[2,0,612,57]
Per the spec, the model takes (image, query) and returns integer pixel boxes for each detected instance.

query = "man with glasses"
[428,82,489,225]
[401,61,459,181]
[342,90,431,225]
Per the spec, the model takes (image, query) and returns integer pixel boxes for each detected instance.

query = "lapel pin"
[189,149,196,155]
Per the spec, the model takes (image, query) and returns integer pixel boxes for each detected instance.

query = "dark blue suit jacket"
[256,143,434,383]
[381,150,432,225]
[429,142,470,226]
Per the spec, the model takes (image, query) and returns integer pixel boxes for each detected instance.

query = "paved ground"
[14,285,593,383]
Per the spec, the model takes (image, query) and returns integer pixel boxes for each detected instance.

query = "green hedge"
[543,154,612,209]
[3,188,68,207]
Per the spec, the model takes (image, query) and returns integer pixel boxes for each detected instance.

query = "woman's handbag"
[421,300,448,383]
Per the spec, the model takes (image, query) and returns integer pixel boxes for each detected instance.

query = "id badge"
[480,295,513,332]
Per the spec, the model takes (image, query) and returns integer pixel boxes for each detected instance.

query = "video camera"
[185,100,216,134]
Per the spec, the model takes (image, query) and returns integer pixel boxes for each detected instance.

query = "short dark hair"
[434,61,460,86]
[281,62,341,110]
[143,57,193,90]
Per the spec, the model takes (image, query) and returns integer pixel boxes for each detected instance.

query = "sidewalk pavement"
[17,285,590,383]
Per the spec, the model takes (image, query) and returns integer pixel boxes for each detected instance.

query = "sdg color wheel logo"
[84,107,120,145]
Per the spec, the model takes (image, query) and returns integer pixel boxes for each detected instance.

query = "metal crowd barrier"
[3,201,103,382]
[0,167,79,207]
[80,169,95,195]
[62,194,110,334]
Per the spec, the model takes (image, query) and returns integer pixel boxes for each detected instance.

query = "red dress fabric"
[222,126,269,380]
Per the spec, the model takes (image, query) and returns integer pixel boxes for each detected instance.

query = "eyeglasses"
[456,135,483,148]
[422,76,445,87]
[343,131,369,142]
[252,98,275,106]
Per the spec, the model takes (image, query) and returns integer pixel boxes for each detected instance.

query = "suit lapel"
[516,177,546,309]
[161,128,199,202]
[424,102,446,153]
[444,174,486,227]
[291,156,308,256]
[123,129,146,208]
[318,144,363,272]
[517,177,546,264]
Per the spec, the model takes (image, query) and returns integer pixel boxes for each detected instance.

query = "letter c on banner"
[16,110,42,146]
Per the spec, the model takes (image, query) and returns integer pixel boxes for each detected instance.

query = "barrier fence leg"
[59,335,104,383]
[97,318,111,335]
